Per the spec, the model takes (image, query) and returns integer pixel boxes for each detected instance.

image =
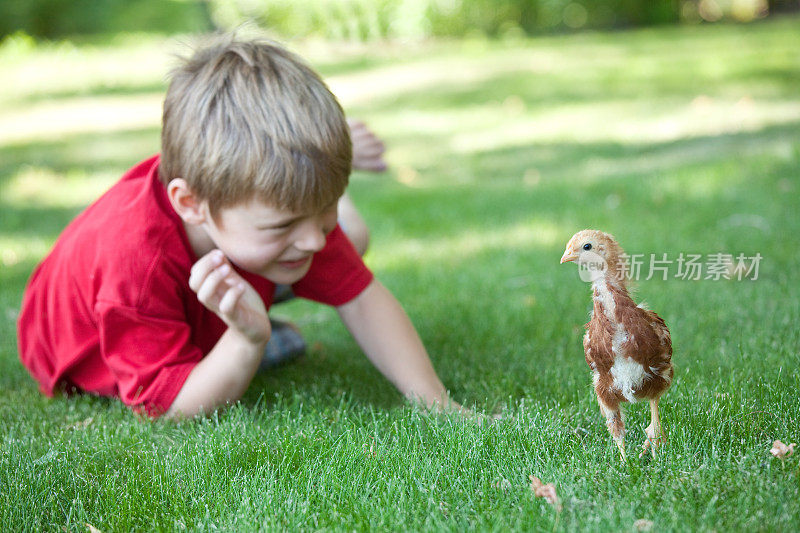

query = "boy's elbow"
[163,401,199,420]
[349,225,369,256]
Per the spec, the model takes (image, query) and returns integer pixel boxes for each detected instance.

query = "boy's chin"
[263,262,312,285]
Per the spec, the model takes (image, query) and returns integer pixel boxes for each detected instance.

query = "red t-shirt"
[17,155,373,416]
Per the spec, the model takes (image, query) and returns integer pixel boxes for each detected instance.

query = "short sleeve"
[96,302,203,417]
[292,225,373,306]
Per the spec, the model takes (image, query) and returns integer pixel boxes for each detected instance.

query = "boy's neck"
[183,220,216,259]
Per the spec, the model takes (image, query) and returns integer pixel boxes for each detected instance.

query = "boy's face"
[202,198,339,285]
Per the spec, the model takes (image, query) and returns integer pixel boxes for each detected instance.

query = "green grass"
[2,18,800,531]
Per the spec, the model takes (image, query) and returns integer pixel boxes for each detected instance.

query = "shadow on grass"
[0,203,86,243]
[357,67,800,116]
[4,81,169,108]
[0,126,161,187]
[360,121,799,256]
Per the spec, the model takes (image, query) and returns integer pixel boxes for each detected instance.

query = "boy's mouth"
[277,256,311,270]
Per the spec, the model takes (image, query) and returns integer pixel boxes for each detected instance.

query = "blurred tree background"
[1,0,798,41]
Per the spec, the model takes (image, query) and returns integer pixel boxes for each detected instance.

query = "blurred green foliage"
[206,0,793,40]
[222,0,681,39]
[0,0,211,40]
[0,0,798,40]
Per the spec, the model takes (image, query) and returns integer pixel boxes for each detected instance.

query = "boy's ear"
[167,178,207,225]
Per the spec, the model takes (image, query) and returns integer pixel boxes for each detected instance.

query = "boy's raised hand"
[189,250,270,346]
[347,118,387,172]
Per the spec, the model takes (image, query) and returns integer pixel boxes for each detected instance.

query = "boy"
[17,37,463,419]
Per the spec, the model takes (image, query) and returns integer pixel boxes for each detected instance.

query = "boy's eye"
[257,224,287,233]
[260,219,297,231]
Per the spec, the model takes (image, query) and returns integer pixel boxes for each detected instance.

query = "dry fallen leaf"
[634,518,654,531]
[529,475,563,512]
[86,523,103,533]
[770,440,796,459]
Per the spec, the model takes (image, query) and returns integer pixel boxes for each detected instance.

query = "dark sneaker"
[260,319,306,370]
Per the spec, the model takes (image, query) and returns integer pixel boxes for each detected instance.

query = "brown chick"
[560,230,673,459]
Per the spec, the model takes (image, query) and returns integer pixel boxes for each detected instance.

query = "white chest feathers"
[610,355,647,402]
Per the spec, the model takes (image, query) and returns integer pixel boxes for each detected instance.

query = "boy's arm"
[165,250,270,419]
[336,279,463,411]
[164,329,265,418]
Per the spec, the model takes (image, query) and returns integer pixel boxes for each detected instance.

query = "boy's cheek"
[225,254,271,274]
[223,246,285,276]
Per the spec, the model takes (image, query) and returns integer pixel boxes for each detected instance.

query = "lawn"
[1,18,799,531]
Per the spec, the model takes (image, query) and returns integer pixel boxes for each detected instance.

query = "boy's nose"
[294,221,327,253]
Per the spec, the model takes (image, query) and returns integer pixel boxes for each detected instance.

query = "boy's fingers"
[195,263,231,306]
[218,282,244,318]
[189,250,224,291]
[355,136,385,153]
[348,118,387,172]
[354,158,387,172]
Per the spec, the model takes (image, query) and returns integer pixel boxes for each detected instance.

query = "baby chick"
[561,230,673,459]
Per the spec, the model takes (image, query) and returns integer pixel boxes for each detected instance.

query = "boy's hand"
[189,250,270,346]
[347,118,387,172]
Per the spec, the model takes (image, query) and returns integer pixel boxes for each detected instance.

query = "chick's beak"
[560,250,578,264]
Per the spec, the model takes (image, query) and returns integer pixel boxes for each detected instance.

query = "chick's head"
[560,229,627,284]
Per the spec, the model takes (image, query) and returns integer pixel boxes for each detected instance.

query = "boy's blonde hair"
[160,37,352,217]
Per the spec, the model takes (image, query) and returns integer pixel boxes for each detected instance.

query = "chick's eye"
[583,243,592,251]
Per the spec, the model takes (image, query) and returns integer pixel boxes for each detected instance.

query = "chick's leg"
[640,398,664,459]
[598,397,626,460]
